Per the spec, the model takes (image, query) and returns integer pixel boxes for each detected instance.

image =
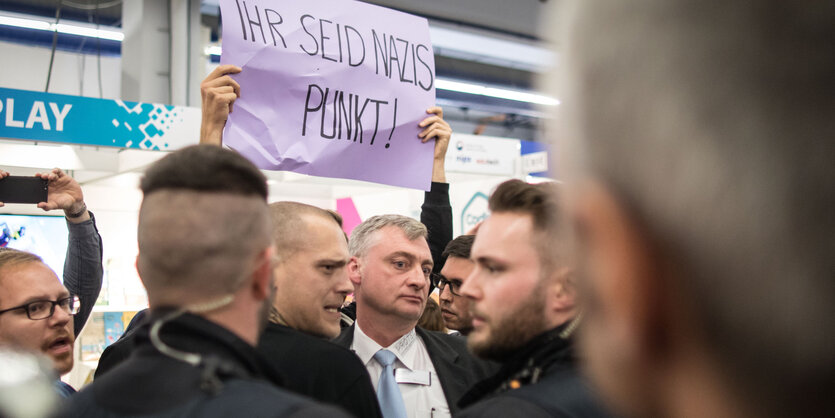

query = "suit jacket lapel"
[415,328,471,414]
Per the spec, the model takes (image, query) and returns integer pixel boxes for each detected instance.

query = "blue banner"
[0,87,199,151]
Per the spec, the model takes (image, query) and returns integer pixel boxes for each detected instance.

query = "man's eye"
[27,302,49,315]
[394,261,407,269]
[451,280,463,290]
[422,267,432,277]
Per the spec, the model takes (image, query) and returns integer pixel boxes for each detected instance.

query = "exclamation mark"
[385,98,398,149]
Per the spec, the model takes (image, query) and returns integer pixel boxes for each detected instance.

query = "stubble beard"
[468,285,548,362]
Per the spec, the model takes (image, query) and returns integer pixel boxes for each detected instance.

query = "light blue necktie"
[374,349,408,418]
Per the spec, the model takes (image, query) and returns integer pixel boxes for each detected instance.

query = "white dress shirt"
[352,322,451,418]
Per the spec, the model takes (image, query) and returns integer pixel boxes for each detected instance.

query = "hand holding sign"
[419,107,451,183]
[219,0,436,190]
[200,65,241,146]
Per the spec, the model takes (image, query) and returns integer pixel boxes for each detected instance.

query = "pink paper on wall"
[336,197,363,236]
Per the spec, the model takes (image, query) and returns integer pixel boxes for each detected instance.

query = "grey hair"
[553,0,834,415]
[348,215,427,257]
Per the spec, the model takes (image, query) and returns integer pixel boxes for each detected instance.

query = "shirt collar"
[353,322,419,371]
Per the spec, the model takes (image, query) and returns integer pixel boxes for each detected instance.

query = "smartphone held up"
[0,176,48,204]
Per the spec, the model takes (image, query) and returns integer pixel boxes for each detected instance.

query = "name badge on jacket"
[395,369,432,386]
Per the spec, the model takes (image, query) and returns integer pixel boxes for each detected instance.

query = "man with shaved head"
[65,146,345,417]
[257,201,382,418]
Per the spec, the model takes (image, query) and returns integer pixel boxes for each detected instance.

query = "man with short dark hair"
[65,146,346,417]
[434,235,476,336]
[456,179,610,417]
[551,1,835,417]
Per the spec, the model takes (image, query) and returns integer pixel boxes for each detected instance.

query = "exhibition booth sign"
[219,0,436,190]
[0,87,199,151]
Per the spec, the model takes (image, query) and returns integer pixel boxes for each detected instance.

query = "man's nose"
[407,266,428,289]
[49,304,73,327]
[439,284,453,303]
[335,269,354,295]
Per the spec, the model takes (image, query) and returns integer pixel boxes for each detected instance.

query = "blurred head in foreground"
[550,1,835,417]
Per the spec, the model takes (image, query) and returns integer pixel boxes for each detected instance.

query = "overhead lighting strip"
[435,78,559,106]
[0,13,124,42]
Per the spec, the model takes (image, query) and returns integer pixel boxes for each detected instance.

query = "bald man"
[257,201,381,418]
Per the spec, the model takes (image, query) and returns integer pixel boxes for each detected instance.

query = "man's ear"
[251,246,276,301]
[544,266,577,328]
[551,267,577,310]
[348,256,362,287]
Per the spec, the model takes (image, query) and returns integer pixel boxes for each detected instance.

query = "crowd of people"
[1,0,832,417]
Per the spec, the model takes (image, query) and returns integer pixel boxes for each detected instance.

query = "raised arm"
[35,168,103,336]
[418,107,453,275]
[199,65,242,146]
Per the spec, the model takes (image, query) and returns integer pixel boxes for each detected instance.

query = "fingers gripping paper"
[219,0,436,190]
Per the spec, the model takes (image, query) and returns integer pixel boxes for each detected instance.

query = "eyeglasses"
[0,295,80,320]
[431,273,463,296]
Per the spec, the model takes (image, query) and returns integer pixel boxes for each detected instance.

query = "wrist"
[431,162,446,183]
[200,122,225,146]
[65,202,87,219]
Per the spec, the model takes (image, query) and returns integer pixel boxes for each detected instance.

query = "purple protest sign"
[219,0,436,190]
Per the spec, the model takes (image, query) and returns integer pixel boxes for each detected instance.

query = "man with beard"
[64,146,345,417]
[433,235,476,336]
[456,180,610,417]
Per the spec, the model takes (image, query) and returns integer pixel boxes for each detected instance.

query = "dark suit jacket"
[258,323,382,418]
[332,324,496,415]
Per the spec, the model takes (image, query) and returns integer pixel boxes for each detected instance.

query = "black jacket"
[421,181,453,278]
[332,324,496,415]
[257,323,382,418]
[65,310,348,418]
[456,326,613,418]
[94,308,149,379]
